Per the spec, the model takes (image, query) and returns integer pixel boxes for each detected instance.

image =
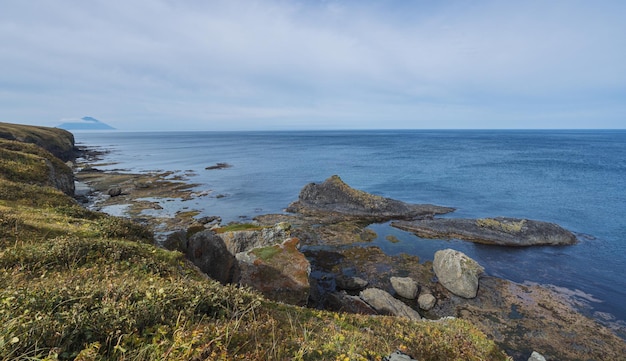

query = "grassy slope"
[0,123,509,361]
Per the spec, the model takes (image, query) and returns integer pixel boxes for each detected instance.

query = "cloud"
[1,0,625,129]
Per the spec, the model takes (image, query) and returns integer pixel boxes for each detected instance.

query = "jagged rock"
[218,222,291,254]
[390,276,419,299]
[186,230,238,284]
[417,293,436,310]
[433,249,484,298]
[528,351,546,361]
[236,238,310,306]
[392,217,577,246]
[335,274,369,291]
[286,175,454,221]
[326,291,377,315]
[359,288,421,321]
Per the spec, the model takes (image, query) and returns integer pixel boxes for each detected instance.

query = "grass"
[0,122,511,360]
[213,223,266,233]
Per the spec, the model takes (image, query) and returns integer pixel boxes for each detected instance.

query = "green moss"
[250,245,281,261]
[214,223,265,233]
[476,218,527,233]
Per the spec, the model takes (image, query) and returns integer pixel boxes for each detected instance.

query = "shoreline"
[72,142,626,360]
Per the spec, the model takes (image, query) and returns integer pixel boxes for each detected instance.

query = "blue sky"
[1,0,625,131]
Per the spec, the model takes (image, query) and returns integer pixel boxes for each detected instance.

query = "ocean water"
[75,130,626,328]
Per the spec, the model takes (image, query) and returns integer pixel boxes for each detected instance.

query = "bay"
[75,129,626,329]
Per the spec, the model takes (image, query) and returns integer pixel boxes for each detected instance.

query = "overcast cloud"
[1,0,625,130]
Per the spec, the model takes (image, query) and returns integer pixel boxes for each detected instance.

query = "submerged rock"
[286,175,454,221]
[392,217,577,246]
[359,288,422,321]
[335,274,369,291]
[433,249,484,299]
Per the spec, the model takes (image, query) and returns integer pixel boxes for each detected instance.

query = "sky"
[1,0,625,131]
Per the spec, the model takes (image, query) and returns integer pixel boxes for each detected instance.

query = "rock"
[390,276,419,299]
[392,217,577,246]
[218,222,291,255]
[162,230,188,253]
[383,350,417,361]
[185,230,238,284]
[326,291,377,315]
[335,274,369,291]
[107,187,123,197]
[286,175,454,221]
[359,288,421,321]
[433,249,484,299]
[528,351,546,361]
[205,162,232,170]
[236,238,311,306]
[417,293,436,310]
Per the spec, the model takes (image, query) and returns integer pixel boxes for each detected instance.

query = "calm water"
[75,130,626,328]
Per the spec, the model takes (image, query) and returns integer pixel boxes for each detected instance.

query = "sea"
[75,129,626,332]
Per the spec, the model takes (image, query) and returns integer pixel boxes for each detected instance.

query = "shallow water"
[75,129,626,327]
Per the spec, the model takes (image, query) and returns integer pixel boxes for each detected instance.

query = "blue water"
[75,130,626,327]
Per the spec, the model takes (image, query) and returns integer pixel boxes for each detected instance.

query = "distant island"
[57,116,115,130]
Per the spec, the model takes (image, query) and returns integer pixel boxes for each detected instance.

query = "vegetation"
[213,223,266,233]
[476,218,527,233]
[0,122,510,360]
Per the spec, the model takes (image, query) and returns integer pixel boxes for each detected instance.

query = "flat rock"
[433,249,484,299]
[392,217,577,246]
[359,288,421,321]
[286,175,454,221]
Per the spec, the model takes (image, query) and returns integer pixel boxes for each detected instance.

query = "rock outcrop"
[236,238,311,306]
[218,222,291,255]
[185,230,238,284]
[433,249,484,299]
[0,122,77,161]
[359,288,422,321]
[392,217,577,246]
[286,175,454,221]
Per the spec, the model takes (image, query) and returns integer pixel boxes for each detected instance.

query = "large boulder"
[236,238,311,306]
[392,217,577,246]
[390,276,419,299]
[186,230,238,284]
[326,291,377,315]
[359,288,421,321]
[218,222,291,254]
[433,249,484,299]
[286,175,454,221]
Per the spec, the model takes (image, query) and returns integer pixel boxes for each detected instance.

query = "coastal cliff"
[0,122,509,360]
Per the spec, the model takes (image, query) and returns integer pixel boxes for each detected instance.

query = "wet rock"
[335,274,369,291]
[286,175,454,221]
[236,238,310,306]
[359,288,421,321]
[392,217,577,246]
[186,230,238,284]
[390,276,419,299]
[205,162,232,170]
[433,249,484,299]
[417,293,436,311]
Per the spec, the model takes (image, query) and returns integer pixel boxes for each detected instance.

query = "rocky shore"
[3,122,625,360]
[73,148,626,360]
